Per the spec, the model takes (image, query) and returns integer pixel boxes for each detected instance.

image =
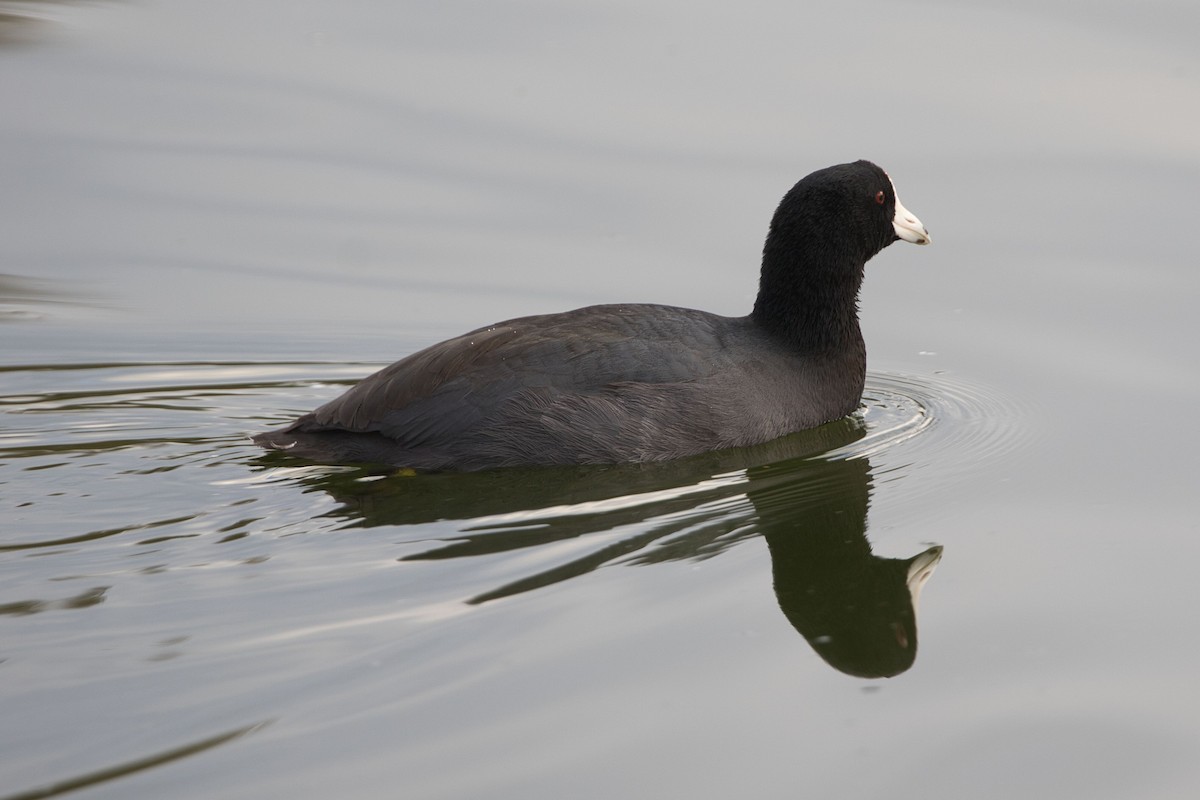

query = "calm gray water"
[3,2,1199,798]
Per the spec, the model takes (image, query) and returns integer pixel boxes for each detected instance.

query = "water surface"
[2,2,1199,798]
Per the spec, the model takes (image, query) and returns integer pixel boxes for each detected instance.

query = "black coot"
[254,160,930,470]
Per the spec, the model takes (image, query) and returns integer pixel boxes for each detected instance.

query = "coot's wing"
[286,305,729,449]
[293,321,527,439]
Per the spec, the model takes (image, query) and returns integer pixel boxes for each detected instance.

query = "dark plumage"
[253,160,929,470]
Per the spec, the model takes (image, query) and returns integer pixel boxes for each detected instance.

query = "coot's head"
[753,160,929,346]
[766,160,930,268]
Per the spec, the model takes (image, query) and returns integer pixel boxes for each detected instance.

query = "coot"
[254,160,929,470]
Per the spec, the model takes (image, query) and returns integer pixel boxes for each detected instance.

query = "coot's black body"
[254,160,929,470]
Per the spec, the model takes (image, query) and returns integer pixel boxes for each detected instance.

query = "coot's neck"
[750,234,867,356]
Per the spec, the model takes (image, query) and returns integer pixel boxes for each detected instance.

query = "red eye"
[875,190,886,205]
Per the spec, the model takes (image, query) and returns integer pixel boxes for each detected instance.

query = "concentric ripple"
[853,369,1030,468]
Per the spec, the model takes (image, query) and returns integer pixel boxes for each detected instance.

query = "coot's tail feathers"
[251,429,425,469]
[251,430,298,452]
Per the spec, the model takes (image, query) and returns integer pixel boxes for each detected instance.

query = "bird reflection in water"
[751,454,942,678]
[266,417,941,679]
